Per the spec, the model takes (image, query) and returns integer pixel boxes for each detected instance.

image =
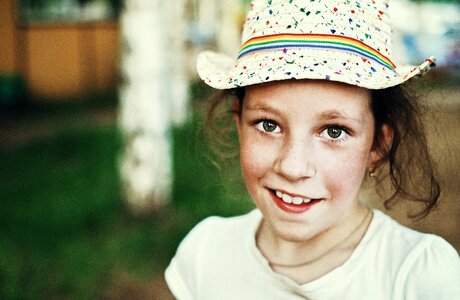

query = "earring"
[368,168,377,178]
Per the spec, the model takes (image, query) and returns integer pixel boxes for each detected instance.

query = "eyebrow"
[244,103,282,115]
[318,110,362,124]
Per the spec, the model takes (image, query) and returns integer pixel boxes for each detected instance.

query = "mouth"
[269,188,322,214]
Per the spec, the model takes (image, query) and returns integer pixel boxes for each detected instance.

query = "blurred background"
[0,0,459,298]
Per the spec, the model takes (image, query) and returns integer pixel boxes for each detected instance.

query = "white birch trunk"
[198,0,218,41]
[167,0,188,125]
[217,0,243,57]
[119,0,188,214]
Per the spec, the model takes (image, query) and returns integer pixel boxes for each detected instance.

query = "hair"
[204,82,440,219]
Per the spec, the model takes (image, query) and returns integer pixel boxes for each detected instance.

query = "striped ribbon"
[238,33,396,70]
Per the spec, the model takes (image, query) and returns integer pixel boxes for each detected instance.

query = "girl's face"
[236,80,380,243]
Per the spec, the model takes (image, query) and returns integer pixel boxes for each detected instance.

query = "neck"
[257,204,371,268]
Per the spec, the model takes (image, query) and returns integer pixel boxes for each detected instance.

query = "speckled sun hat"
[197,0,435,90]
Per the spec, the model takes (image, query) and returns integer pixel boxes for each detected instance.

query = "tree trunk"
[217,0,243,57]
[119,0,187,214]
[167,0,188,125]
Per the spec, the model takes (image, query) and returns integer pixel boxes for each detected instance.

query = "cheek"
[321,147,370,200]
[239,133,275,188]
[240,138,264,179]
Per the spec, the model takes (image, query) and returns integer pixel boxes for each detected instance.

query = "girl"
[166,0,460,299]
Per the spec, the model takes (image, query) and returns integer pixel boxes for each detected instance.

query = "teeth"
[275,190,311,205]
[282,194,293,203]
[293,197,303,205]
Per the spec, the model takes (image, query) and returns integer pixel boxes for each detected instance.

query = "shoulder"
[368,210,456,259]
[370,210,459,264]
[170,209,260,262]
[180,209,260,248]
[371,211,460,299]
[164,210,261,299]
[371,210,430,247]
[398,235,460,299]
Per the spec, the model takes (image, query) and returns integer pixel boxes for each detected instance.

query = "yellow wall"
[0,0,119,100]
[92,25,119,92]
[22,26,83,98]
[0,0,19,73]
[20,22,119,99]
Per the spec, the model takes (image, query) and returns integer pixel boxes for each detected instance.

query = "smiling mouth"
[275,190,313,205]
[269,189,322,213]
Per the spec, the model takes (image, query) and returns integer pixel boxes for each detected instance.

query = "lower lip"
[270,190,321,214]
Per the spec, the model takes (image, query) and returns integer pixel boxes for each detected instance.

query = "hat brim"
[197,49,435,90]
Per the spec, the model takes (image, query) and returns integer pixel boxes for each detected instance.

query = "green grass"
[0,110,253,299]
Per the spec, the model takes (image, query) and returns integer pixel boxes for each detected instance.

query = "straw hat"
[197,0,435,90]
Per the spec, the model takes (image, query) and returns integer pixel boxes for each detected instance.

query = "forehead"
[244,80,372,118]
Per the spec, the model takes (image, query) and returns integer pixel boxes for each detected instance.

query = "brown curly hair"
[204,83,440,219]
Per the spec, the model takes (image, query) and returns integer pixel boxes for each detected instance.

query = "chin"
[270,220,323,243]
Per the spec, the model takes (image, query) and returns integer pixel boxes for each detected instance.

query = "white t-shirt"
[165,209,460,300]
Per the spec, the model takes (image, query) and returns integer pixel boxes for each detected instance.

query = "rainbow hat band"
[238,33,397,71]
[197,0,435,90]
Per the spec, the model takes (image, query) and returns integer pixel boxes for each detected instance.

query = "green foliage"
[0,126,122,299]
[0,106,252,299]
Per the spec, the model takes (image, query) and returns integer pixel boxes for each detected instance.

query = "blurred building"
[0,0,244,103]
[0,0,119,101]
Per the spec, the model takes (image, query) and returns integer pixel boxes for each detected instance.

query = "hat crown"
[241,0,393,59]
[196,0,435,90]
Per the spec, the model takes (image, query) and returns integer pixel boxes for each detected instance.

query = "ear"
[368,123,393,169]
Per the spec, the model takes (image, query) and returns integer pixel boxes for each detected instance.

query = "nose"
[273,135,316,181]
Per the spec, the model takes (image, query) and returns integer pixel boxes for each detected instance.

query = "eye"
[327,127,343,139]
[255,120,280,133]
[321,126,348,141]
